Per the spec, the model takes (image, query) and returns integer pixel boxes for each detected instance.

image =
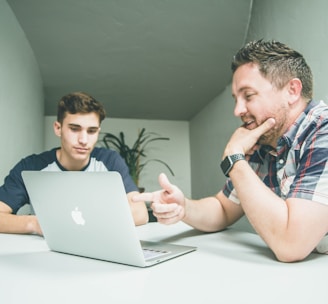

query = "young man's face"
[231,62,290,147]
[53,112,101,170]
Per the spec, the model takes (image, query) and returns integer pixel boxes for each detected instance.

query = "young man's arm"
[127,192,149,226]
[0,201,42,235]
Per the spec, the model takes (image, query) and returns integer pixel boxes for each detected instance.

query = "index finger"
[254,118,276,137]
[132,192,154,202]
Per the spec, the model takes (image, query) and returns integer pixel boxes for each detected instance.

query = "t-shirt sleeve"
[0,160,31,213]
[0,152,52,214]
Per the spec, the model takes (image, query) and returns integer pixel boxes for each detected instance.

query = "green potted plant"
[100,128,174,189]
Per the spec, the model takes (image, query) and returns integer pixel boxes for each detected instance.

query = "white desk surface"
[0,222,326,304]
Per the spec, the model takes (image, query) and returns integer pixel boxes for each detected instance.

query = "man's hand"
[132,173,186,224]
[223,118,276,159]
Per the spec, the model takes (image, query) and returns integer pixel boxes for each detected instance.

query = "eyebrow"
[68,123,100,130]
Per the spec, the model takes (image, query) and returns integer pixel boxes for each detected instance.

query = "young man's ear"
[53,121,62,137]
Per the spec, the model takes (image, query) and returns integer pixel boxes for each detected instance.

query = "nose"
[233,100,247,117]
[78,131,88,145]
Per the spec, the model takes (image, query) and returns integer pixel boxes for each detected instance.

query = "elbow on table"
[273,246,312,263]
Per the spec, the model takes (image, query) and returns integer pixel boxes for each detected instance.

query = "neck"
[56,149,89,171]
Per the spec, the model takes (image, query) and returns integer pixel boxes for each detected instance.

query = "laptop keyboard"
[142,248,170,260]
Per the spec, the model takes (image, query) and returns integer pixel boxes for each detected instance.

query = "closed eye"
[70,126,81,132]
[87,128,99,134]
[245,93,256,101]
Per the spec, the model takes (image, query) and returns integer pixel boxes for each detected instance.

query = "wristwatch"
[220,153,245,177]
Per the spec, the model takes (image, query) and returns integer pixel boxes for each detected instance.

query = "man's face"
[232,63,289,147]
[54,112,100,169]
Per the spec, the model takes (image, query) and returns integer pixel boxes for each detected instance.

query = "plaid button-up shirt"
[223,100,328,206]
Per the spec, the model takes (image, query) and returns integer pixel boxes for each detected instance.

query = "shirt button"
[279,159,285,164]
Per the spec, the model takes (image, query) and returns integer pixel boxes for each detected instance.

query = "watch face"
[220,154,245,177]
[220,156,232,177]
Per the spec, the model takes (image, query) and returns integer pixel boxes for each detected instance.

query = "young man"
[133,40,328,262]
[0,92,148,235]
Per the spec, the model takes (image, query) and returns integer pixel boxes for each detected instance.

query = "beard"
[257,129,278,146]
[252,108,288,147]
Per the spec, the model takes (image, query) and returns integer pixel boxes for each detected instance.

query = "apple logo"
[71,207,86,225]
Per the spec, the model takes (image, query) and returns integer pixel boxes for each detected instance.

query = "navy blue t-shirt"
[0,147,138,214]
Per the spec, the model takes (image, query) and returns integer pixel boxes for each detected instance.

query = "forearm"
[230,161,286,231]
[229,160,310,261]
[0,212,41,234]
[182,196,232,232]
[127,192,149,226]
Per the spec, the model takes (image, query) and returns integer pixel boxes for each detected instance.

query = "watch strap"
[229,153,245,163]
[220,153,245,177]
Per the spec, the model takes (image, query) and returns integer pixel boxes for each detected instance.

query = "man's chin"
[258,133,276,147]
[72,152,90,162]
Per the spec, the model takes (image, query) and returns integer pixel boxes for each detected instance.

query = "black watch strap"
[220,153,245,177]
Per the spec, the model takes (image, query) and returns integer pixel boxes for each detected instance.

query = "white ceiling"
[8,0,252,120]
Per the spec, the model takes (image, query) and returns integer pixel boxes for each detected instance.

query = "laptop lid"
[22,171,196,267]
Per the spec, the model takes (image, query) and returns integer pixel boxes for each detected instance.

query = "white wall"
[190,85,239,198]
[44,116,191,197]
[0,0,44,183]
[247,0,328,103]
[4,0,328,228]
[189,0,328,232]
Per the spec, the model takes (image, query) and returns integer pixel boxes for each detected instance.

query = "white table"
[0,222,326,304]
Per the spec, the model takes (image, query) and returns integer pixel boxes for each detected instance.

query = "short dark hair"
[231,39,313,100]
[57,91,106,124]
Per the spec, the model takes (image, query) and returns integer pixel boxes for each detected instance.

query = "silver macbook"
[22,171,196,267]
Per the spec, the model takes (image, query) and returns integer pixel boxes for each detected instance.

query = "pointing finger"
[132,192,154,202]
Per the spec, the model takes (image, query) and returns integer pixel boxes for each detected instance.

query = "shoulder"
[292,101,328,144]
[89,147,127,171]
[91,147,122,161]
[17,148,58,171]
[306,100,328,125]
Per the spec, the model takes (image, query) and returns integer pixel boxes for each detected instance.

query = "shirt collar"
[277,99,316,149]
[255,100,317,161]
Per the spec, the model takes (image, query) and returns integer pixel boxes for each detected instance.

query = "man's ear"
[53,121,61,137]
[287,78,303,105]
